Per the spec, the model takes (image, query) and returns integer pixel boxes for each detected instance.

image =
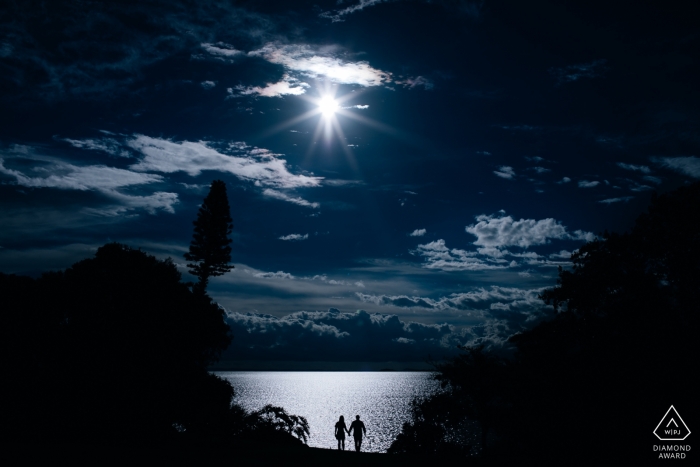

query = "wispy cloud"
[319,0,388,22]
[548,250,575,259]
[549,59,608,85]
[232,74,309,97]
[617,162,651,173]
[62,137,131,158]
[642,175,662,184]
[558,177,571,184]
[200,81,216,90]
[200,42,244,61]
[99,190,179,214]
[0,158,162,191]
[319,0,484,23]
[578,180,599,188]
[278,233,309,241]
[249,42,391,87]
[263,189,319,209]
[0,157,177,214]
[394,76,434,90]
[411,239,504,271]
[229,42,432,97]
[652,156,700,179]
[127,135,322,188]
[599,196,634,204]
[494,166,515,179]
[356,285,548,315]
[253,270,295,279]
[409,228,426,237]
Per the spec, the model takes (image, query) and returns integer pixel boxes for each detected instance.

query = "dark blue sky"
[2,0,698,364]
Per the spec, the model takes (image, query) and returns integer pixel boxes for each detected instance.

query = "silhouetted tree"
[185,180,234,293]
[3,243,234,444]
[392,182,700,464]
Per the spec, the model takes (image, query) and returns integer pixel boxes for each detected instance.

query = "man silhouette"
[348,415,366,452]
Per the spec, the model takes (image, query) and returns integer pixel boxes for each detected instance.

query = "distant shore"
[209,360,437,371]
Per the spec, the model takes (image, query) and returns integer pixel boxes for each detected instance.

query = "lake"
[216,371,440,452]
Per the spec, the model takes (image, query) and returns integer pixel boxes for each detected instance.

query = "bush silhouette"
[3,243,234,444]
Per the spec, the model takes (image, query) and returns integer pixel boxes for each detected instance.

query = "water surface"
[217,371,439,452]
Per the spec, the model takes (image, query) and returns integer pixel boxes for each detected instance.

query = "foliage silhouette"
[3,243,234,444]
[241,405,310,446]
[390,182,700,464]
[2,242,313,450]
[185,179,234,293]
[388,392,476,457]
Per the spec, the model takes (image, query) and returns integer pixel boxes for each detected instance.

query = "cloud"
[0,157,177,214]
[319,0,483,23]
[233,74,309,97]
[652,156,700,179]
[97,190,179,214]
[617,162,651,173]
[408,211,592,271]
[249,42,392,87]
[231,42,430,94]
[0,158,162,191]
[221,308,497,361]
[62,138,131,158]
[549,59,608,85]
[200,42,244,61]
[342,104,369,110]
[263,189,319,209]
[411,239,505,271]
[598,196,634,204]
[200,81,216,90]
[548,250,574,259]
[465,213,581,248]
[278,233,308,241]
[358,286,549,313]
[500,125,540,131]
[409,228,426,237]
[322,179,365,187]
[530,166,551,174]
[558,177,571,184]
[642,175,662,184]
[319,0,388,22]
[494,166,515,179]
[253,270,295,279]
[1,1,276,100]
[127,135,322,188]
[578,180,599,188]
[395,76,434,90]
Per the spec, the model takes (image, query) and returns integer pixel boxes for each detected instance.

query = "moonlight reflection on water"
[217,371,440,452]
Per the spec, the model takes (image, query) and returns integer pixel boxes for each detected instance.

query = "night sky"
[2,0,698,366]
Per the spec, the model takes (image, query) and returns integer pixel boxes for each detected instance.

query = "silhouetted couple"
[335,415,366,452]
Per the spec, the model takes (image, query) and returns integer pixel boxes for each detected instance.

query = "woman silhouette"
[334,415,349,450]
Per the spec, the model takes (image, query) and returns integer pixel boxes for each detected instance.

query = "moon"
[318,95,339,117]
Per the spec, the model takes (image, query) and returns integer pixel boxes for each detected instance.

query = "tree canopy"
[390,182,700,464]
[185,180,234,292]
[3,243,234,444]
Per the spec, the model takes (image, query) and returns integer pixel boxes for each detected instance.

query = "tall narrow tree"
[185,180,234,293]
